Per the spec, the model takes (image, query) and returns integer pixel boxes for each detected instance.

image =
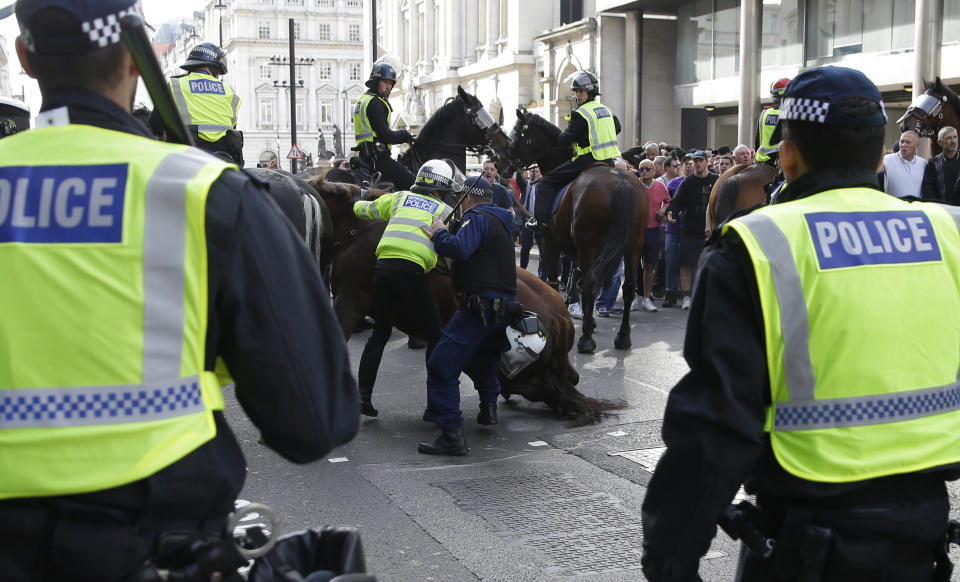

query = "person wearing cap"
[352,158,458,417]
[525,70,621,233]
[151,41,243,165]
[353,61,415,190]
[2,1,359,578]
[642,66,960,581]
[420,176,519,455]
[755,77,790,163]
[664,149,718,309]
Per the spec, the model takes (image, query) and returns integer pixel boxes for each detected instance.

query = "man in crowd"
[354,62,415,189]
[643,65,960,582]
[921,125,960,204]
[1,1,359,577]
[882,130,926,198]
[733,143,752,165]
[665,150,718,310]
[518,164,542,271]
[634,159,671,312]
[420,177,518,455]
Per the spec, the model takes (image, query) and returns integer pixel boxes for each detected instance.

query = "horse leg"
[333,294,366,341]
[577,273,598,354]
[615,248,639,350]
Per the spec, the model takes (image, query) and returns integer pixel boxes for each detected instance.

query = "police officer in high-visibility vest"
[354,62,415,190]
[642,66,960,581]
[164,41,244,166]
[755,77,790,164]
[419,176,519,456]
[352,158,462,417]
[525,70,621,233]
[1,1,358,578]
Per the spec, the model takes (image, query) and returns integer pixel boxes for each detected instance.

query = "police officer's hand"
[399,130,415,143]
[421,217,447,238]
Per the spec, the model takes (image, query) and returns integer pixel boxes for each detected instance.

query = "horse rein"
[898,92,944,138]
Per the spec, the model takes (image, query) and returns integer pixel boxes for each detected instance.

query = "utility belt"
[188,125,244,165]
[355,141,388,161]
[455,293,522,328]
[722,500,955,581]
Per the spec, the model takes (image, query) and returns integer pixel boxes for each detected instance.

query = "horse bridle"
[897,92,944,138]
[408,98,508,166]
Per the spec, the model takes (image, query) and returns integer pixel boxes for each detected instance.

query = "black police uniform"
[0,89,360,581]
[532,98,622,223]
[423,203,518,437]
[640,166,960,582]
[358,90,415,190]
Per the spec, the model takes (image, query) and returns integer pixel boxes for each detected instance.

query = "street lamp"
[267,21,315,173]
[341,88,349,157]
[214,0,227,47]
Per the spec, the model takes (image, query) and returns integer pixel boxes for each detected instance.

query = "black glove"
[399,130,415,143]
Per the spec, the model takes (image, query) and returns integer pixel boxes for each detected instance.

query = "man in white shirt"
[882,130,926,198]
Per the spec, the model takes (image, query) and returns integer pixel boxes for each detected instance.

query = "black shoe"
[360,398,379,417]
[418,429,469,456]
[407,336,428,350]
[662,293,678,308]
[477,402,498,425]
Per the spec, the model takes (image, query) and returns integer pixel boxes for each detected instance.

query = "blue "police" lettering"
[189,79,226,95]
[0,165,127,244]
[402,195,440,214]
[595,107,610,119]
[806,211,940,269]
[766,113,779,125]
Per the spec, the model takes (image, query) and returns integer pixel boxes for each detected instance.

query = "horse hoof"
[578,337,596,354]
[614,336,632,350]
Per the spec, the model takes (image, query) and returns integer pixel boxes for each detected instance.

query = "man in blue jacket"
[419,176,518,455]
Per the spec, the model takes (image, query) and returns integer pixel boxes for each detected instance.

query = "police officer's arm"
[614,115,622,135]
[206,170,359,464]
[641,233,768,580]
[366,98,412,144]
[558,113,588,148]
[353,192,398,222]
[432,210,489,261]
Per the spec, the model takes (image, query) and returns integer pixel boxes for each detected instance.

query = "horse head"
[502,111,567,175]
[898,77,957,138]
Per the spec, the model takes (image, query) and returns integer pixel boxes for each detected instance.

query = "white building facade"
[158,0,364,167]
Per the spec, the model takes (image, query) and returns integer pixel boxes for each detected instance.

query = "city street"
[227,255,960,581]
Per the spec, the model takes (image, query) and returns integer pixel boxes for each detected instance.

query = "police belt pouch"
[500,310,547,379]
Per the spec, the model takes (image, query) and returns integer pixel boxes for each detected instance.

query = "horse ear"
[457,85,466,98]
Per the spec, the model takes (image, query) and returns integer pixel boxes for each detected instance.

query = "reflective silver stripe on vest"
[197,123,231,133]
[739,210,960,431]
[170,79,193,125]
[358,202,381,221]
[381,229,435,251]
[579,106,617,154]
[230,93,240,126]
[934,202,960,234]
[390,217,429,228]
[142,149,211,381]
[356,96,375,141]
[0,376,204,428]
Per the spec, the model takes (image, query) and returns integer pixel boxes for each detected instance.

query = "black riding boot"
[418,428,469,456]
[359,387,379,417]
[477,402,498,425]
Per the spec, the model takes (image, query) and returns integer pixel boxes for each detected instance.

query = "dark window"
[560,0,582,25]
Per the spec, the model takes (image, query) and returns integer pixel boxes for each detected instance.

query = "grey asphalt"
[227,254,960,581]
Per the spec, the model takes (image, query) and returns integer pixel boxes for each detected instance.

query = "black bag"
[247,526,375,582]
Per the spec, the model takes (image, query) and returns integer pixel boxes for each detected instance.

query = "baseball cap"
[16,0,143,56]
[780,66,887,129]
[690,150,708,160]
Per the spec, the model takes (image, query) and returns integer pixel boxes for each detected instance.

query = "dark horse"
[502,108,649,354]
[309,177,622,424]
[898,77,960,155]
[705,163,778,232]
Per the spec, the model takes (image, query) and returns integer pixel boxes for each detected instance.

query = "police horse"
[502,107,649,354]
[898,77,960,155]
[309,178,623,424]
[705,163,779,232]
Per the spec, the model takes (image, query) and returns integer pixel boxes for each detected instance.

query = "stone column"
[914,0,943,159]
[737,0,761,148]
[486,0,500,57]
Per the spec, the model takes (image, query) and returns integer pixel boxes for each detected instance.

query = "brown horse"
[308,177,622,423]
[705,163,777,232]
[898,78,960,156]
[504,109,649,354]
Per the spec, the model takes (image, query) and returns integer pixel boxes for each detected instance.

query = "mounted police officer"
[352,158,462,417]
[419,176,519,455]
[1,0,358,578]
[354,62,415,190]
[525,70,621,233]
[642,66,960,581]
[161,41,244,165]
[755,77,790,163]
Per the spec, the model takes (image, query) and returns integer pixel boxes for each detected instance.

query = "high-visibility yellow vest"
[571,100,621,161]
[755,107,780,162]
[0,124,234,499]
[725,187,960,483]
[354,93,391,150]
[353,191,451,272]
[170,72,241,142]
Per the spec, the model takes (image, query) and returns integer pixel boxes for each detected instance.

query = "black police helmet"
[182,42,228,76]
[569,71,601,96]
[366,62,398,89]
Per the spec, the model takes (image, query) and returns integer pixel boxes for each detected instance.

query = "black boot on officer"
[418,428,469,456]
[358,387,378,417]
[477,402,498,425]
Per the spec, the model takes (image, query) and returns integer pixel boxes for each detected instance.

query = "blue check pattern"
[774,385,960,430]
[0,380,204,428]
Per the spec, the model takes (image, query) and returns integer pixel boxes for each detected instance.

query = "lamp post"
[341,88,349,157]
[214,0,227,47]
[269,20,315,173]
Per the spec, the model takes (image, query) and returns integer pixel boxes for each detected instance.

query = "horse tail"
[584,172,636,294]
[301,191,323,267]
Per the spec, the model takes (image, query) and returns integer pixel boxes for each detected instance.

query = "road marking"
[606,430,628,437]
[528,440,549,447]
[328,457,349,463]
[389,453,533,472]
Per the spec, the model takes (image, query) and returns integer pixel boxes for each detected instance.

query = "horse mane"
[305,176,390,202]
[528,114,562,141]
[417,95,463,139]
[937,81,960,118]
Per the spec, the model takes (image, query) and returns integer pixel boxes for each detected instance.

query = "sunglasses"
[639,167,653,172]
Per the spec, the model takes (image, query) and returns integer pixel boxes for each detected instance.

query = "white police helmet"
[411,158,466,196]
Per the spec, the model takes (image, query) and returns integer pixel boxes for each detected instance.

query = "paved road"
[228,256,960,580]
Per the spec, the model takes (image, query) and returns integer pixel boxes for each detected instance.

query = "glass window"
[560,0,582,24]
[349,23,361,42]
[259,64,272,79]
[805,0,911,64]
[318,62,332,80]
[761,0,802,68]
[296,99,306,130]
[349,62,362,81]
[294,22,302,40]
[713,0,740,78]
[259,98,274,126]
[890,0,916,50]
[320,100,333,124]
[258,21,271,40]
[947,0,960,45]
[319,23,331,40]
[677,0,713,84]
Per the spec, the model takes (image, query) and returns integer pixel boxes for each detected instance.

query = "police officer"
[755,77,790,163]
[642,66,960,581]
[352,158,462,417]
[162,41,244,165]
[354,62,415,190]
[1,1,358,578]
[0,96,30,138]
[525,70,621,233]
[419,176,519,456]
